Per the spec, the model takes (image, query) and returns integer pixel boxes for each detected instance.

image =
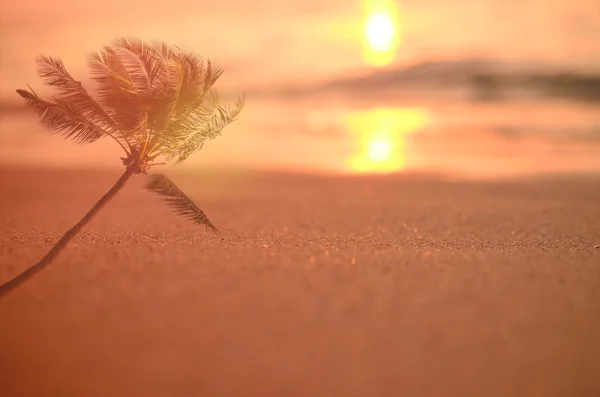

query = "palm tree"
[0,37,244,299]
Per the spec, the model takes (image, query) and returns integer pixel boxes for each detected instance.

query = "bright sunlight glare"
[367,138,392,163]
[365,13,396,52]
[345,108,431,174]
[363,0,401,67]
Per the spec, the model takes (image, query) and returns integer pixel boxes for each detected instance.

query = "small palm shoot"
[0,37,244,299]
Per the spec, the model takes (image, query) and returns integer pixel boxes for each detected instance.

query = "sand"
[0,166,599,397]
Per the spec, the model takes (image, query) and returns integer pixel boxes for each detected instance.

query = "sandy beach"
[0,166,599,397]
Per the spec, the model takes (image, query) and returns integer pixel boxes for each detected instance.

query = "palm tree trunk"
[0,166,136,299]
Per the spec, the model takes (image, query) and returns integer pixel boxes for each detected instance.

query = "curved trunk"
[0,167,136,299]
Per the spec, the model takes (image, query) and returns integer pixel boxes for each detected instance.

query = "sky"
[1,0,599,175]
[2,0,600,97]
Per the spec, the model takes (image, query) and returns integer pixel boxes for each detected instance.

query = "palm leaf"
[171,56,224,121]
[147,52,217,142]
[146,56,184,135]
[149,88,220,156]
[144,53,228,154]
[87,38,186,146]
[86,47,148,142]
[110,37,156,92]
[145,173,218,233]
[34,55,130,151]
[17,37,244,165]
[159,94,245,164]
[16,88,109,144]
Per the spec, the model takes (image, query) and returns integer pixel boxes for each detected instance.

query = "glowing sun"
[362,0,401,66]
[365,12,396,52]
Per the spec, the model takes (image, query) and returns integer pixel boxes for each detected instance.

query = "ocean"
[1,89,599,178]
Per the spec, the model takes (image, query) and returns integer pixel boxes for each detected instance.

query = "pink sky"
[1,0,599,175]
[2,0,600,98]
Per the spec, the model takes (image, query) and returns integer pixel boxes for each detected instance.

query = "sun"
[362,0,401,67]
[365,13,396,52]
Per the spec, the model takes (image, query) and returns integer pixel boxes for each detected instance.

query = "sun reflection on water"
[345,108,430,173]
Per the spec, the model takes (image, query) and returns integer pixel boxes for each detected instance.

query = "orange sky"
[1,0,599,176]
[2,0,600,98]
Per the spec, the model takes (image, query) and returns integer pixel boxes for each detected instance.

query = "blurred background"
[1,0,599,177]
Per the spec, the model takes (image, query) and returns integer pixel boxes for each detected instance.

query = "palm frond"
[203,60,224,92]
[110,37,156,91]
[86,47,148,142]
[15,56,133,151]
[145,173,218,233]
[110,37,191,138]
[86,38,189,146]
[158,93,245,164]
[17,37,244,163]
[16,88,111,144]
[146,56,184,134]
[36,55,124,139]
[142,52,228,151]
[147,52,219,140]
[111,38,181,98]
[173,56,223,119]
[148,88,219,155]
